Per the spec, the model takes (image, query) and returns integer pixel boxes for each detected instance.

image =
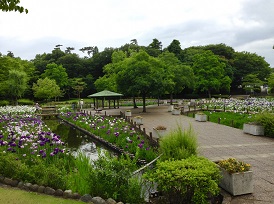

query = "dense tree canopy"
[116,51,166,112]
[192,51,231,98]
[32,77,61,100]
[1,38,273,103]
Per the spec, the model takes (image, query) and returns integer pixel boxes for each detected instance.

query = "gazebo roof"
[87,90,123,98]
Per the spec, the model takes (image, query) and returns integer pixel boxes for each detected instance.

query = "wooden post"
[218,118,220,124]
[143,128,146,135]
[149,132,152,139]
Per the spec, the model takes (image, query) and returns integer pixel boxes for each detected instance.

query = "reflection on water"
[44,120,106,160]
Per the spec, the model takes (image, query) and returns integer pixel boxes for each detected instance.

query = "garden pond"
[44,119,109,160]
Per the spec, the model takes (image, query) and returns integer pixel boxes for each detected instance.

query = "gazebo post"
[114,99,116,108]
[118,99,119,108]
[93,98,96,109]
[108,99,111,109]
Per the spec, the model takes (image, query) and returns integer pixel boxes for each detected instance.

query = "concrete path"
[87,105,274,204]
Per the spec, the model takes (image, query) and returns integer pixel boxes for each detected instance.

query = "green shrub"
[255,112,274,137]
[0,100,9,106]
[0,153,29,180]
[89,152,144,203]
[143,156,221,204]
[159,126,198,161]
[18,99,34,105]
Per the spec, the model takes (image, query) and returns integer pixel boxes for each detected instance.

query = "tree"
[268,73,274,93]
[158,51,194,103]
[5,70,28,105]
[41,63,68,88]
[94,50,126,92]
[145,38,162,57]
[32,77,61,101]
[166,39,182,60]
[116,51,165,112]
[232,51,271,90]
[70,78,87,99]
[0,0,28,13]
[242,74,263,94]
[192,51,231,98]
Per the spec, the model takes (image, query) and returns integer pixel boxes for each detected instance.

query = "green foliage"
[192,50,231,98]
[143,156,221,204]
[202,111,255,129]
[268,73,274,93]
[159,126,198,161]
[32,77,61,100]
[254,112,274,137]
[67,152,93,195]
[41,63,68,88]
[17,99,34,105]
[89,152,144,203]
[0,100,9,106]
[0,152,71,190]
[0,152,29,180]
[116,50,166,112]
[242,74,263,94]
[0,0,28,13]
[5,69,28,104]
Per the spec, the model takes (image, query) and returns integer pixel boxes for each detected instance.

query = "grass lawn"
[0,187,83,204]
[189,111,256,129]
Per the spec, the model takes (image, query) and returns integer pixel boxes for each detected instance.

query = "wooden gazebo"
[87,90,123,109]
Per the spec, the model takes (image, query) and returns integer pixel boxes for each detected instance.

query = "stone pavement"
[87,105,274,204]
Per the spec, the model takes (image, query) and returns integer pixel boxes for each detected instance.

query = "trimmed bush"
[143,156,221,204]
[255,112,274,137]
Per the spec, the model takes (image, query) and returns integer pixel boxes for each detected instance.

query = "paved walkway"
[87,105,274,204]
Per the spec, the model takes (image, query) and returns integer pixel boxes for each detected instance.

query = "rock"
[22,183,32,191]
[72,193,81,199]
[117,202,124,204]
[80,194,93,203]
[0,175,4,183]
[44,187,55,195]
[30,184,39,192]
[3,178,19,187]
[91,196,107,204]
[55,189,64,197]
[63,189,72,198]
[17,181,24,189]
[37,186,45,193]
[106,198,117,204]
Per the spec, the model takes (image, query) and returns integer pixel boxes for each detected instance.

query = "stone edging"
[0,175,124,204]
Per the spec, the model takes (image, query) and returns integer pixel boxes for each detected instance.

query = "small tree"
[70,78,87,99]
[5,69,28,105]
[32,77,61,101]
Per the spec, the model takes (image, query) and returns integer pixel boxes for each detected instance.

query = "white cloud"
[0,0,274,67]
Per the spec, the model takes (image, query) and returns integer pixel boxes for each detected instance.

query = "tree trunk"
[208,90,211,99]
[133,96,138,108]
[170,93,173,105]
[142,93,146,112]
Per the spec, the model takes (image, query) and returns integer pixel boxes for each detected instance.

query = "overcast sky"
[1,0,274,67]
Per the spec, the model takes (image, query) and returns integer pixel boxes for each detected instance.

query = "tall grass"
[67,152,93,195]
[159,126,198,161]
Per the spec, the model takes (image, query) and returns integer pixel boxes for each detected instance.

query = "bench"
[95,109,102,114]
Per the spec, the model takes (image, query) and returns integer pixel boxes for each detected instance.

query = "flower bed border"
[59,117,148,165]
